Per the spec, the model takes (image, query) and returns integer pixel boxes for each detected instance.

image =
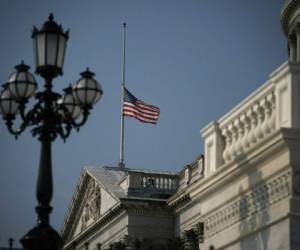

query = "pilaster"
[201,122,224,177]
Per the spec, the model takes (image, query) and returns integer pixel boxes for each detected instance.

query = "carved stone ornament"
[81,179,101,230]
[204,171,291,238]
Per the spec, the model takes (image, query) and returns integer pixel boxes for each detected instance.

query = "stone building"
[61,1,300,249]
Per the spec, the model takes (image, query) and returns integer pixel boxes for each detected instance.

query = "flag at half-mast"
[123,87,160,124]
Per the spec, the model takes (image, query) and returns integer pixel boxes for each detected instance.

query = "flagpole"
[119,22,126,168]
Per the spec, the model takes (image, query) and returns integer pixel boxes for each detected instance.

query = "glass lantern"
[0,85,19,116]
[73,68,103,107]
[32,13,69,78]
[7,61,37,100]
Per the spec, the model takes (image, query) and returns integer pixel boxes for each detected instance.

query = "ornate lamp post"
[0,14,103,250]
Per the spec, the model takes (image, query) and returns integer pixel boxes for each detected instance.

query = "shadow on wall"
[239,169,270,250]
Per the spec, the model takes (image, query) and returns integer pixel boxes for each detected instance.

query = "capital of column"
[181,230,198,250]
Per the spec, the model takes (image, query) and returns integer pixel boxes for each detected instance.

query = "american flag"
[123,87,160,124]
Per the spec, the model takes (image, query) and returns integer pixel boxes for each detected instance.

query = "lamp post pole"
[0,14,103,250]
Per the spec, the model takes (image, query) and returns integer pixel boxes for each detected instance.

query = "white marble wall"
[173,62,300,250]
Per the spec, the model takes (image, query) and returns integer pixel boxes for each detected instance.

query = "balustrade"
[140,175,177,191]
[202,62,300,172]
[220,91,276,163]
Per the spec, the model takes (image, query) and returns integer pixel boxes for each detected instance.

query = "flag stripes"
[123,88,160,124]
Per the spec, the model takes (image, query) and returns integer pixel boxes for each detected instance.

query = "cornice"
[61,168,123,241]
[64,203,126,250]
[61,170,90,240]
[168,194,191,210]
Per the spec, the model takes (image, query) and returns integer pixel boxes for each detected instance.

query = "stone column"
[296,26,300,62]
[289,35,297,62]
[181,230,198,250]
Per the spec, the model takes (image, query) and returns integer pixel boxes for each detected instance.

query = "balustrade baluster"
[240,114,251,150]
[222,127,231,163]
[234,119,244,156]
[247,108,258,146]
[261,97,272,135]
[267,93,276,132]
[228,123,238,158]
[254,103,265,141]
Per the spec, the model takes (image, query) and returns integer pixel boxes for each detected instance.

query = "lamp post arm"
[19,100,28,121]
[58,123,72,141]
[4,117,22,138]
[19,99,43,123]
[4,100,44,138]
[72,107,91,129]
[4,114,32,138]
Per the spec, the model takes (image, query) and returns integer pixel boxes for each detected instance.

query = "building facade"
[61,1,300,249]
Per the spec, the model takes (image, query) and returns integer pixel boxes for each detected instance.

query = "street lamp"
[0,14,103,250]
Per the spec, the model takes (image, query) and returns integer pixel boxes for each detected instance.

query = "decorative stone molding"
[203,171,291,238]
[169,194,192,210]
[62,171,91,241]
[125,201,173,217]
[64,204,126,250]
[81,179,101,230]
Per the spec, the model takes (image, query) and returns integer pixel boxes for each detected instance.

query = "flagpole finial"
[123,22,126,28]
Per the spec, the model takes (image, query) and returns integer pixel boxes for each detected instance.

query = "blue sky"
[0,0,286,247]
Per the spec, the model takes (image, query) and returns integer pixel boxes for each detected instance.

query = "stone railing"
[177,155,205,191]
[140,174,177,190]
[120,169,178,198]
[219,83,276,163]
[201,62,300,176]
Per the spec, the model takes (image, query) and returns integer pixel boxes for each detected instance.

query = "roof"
[61,165,179,240]
[85,166,127,198]
[85,165,179,199]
